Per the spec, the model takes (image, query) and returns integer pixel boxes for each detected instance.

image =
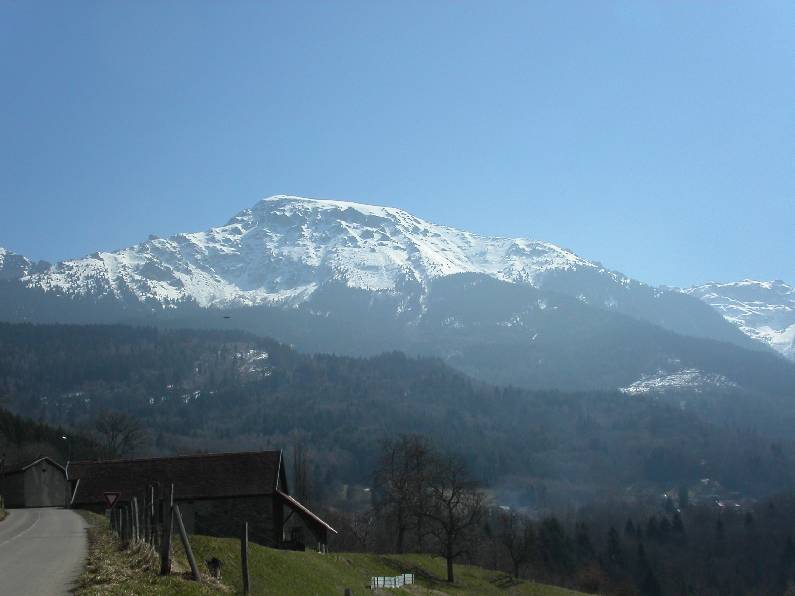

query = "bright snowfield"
[686,280,795,361]
[2,195,631,307]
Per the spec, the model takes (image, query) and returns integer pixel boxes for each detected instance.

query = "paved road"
[0,508,87,596]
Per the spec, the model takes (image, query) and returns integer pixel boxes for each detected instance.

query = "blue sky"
[1,1,792,287]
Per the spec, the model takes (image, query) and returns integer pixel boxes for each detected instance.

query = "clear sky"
[1,1,792,288]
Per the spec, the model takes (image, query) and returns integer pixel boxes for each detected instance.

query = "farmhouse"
[66,450,336,549]
[0,456,68,508]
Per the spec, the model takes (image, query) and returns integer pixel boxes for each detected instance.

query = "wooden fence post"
[174,504,200,581]
[153,485,158,547]
[241,522,251,595]
[159,483,174,575]
[146,487,152,545]
[159,486,164,549]
[120,505,125,543]
[146,489,151,544]
[149,485,156,547]
[125,504,131,545]
[127,504,133,545]
[132,497,139,544]
[141,489,148,544]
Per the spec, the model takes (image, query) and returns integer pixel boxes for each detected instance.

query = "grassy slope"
[189,535,583,596]
[76,512,583,596]
[74,512,225,596]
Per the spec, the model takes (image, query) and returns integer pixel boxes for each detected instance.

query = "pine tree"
[678,485,689,509]
[625,518,636,537]
[716,517,725,541]
[641,569,662,596]
[539,516,575,577]
[780,537,795,592]
[664,496,676,514]
[636,542,649,571]
[660,516,672,541]
[606,526,623,568]
[672,511,686,538]
[575,522,595,563]
[646,516,660,542]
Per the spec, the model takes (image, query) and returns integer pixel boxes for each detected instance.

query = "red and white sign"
[103,491,121,509]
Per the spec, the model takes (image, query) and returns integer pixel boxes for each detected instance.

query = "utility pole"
[61,435,71,462]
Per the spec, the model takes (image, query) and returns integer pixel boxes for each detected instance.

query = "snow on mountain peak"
[0,246,38,280]
[229,195,404,226]
[685,279,795,361]
[14,195,612,309]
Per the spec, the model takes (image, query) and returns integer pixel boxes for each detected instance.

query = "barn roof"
[2,456,65,476]
[66,450,283,505]
[277,489,337,534]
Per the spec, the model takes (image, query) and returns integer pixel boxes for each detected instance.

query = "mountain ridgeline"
[0,196,792,395]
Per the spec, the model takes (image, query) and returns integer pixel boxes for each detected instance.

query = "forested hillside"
[5,270,794,395]
[2,322,795,509]
[0,406,99,467]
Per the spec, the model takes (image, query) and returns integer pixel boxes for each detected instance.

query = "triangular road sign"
[103,491,121,509]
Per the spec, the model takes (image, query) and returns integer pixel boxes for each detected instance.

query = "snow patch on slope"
[620,369,738,396]
[685,280,795,361]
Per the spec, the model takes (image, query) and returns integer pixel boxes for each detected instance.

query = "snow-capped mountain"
[2,195,790,392]
[0,196,752,342]
[0,246,44,280]
[9,195,619,308]
[685,280,795,361]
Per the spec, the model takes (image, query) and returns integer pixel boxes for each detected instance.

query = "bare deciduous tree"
[423,454,486,583]
[348,509,377,550]
[91,410,146,458]
[497,509,535,578]
[292,440,312,505]
[373,434,432,553]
